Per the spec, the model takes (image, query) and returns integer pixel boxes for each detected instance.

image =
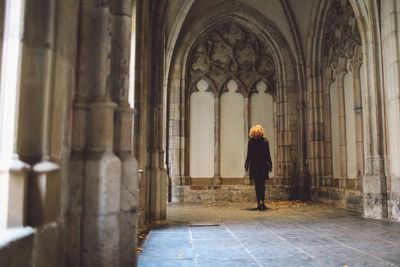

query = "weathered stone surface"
[118,211,137,267]
[120,156,139,211]
[83,214,120,267]
[171,185,291,203]
[0,228,35,267]
[32,223,64,267]
[311,186,363,211]
[84,152,121,215]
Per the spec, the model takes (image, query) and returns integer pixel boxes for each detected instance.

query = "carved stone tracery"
[188,23,276,97]
[323,0,362,74]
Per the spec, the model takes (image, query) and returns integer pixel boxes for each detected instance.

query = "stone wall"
[174,185,291,203]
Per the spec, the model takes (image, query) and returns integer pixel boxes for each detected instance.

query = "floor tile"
[196,258,260,267]
[137,202,400,267]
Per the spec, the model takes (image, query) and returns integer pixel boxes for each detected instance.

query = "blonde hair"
[249,125,265,138]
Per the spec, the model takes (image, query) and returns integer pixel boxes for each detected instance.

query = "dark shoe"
[259,204,267,211]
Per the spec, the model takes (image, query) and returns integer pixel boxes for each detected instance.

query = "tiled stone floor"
[138,201,400,267]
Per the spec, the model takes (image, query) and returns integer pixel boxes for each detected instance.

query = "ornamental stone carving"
[188,23,276,97]
[322,0,361,70]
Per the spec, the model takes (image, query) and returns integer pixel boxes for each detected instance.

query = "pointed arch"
[166,1,303,201]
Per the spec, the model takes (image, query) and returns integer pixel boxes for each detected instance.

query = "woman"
[245,125,272,210]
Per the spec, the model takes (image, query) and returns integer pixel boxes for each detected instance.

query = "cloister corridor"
[138,201,400,266]
[2,0,400,266]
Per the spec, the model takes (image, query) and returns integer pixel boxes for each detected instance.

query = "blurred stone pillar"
[111,0,139,264]
[17,0,60,227]
[77,1,123,266]
[380,0,400,220]
[0,0,30,228]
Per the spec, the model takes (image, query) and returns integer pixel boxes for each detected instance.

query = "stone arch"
[306,0,387,218]
[166,1,301,201]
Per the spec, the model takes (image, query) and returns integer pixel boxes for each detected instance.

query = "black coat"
[244,137,272,180]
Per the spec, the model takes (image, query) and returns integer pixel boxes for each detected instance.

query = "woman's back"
[248,137,269,166]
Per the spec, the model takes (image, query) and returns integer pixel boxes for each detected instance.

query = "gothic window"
[187,23,276,182]
[323,0,364,184]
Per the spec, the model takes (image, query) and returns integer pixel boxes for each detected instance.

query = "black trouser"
[254,177,265,203]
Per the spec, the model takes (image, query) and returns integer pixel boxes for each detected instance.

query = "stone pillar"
[111,2,139,263]
[243,96,251,185]
[381,0,400,220]
[149,149,167,221]
[352,47,364,190]
[350,0,388,219]
[67,100,88,267]
[336,59,348,188]
[17,0,60,226]
[322,76,331,184]
[114,105,138,266]
[213,97,221,185]
[76,1,125,266]
[83,100,121,267]
[0,0,30,228]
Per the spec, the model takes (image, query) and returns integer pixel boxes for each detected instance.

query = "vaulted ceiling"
[164,0,315,66]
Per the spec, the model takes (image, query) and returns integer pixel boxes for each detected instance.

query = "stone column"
[18,0,60,226]
[352,47,364,190]
[243,96,251,185]
[114,104,138,266]
[67,100,88,267]
[112,1,139,264]
[336,59,348,188]
[149,147,168,221]
[77,2,123,266]
[352,0,388,219]
[213,96,222,185]
[381,0,400,220]
[0,0,30,228]
[84,100,121,267]
[322,72,333,186]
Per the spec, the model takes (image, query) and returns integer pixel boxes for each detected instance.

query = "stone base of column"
[65,152,85,267]
[119,155,139,266]
[182,176,191,185]
[213,175,221,185]
[149,168,167,221]
[82,152,122,267]
[0,158,30,228]
[388,191,400,221]
[28,160,60,226]
[243,177,251,185]
[363,174,388,219]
